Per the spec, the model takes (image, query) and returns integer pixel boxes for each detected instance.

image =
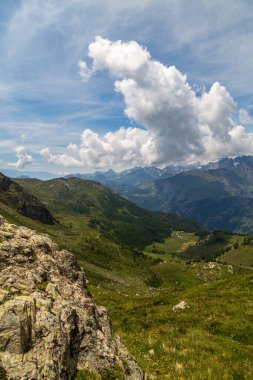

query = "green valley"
[0,174,253,379]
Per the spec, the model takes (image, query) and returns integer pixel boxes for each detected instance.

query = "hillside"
[15,177,201,249]
[92,272,253,379]
[113,164,253,233]
[0,172,54,224]
[60,155,253,234]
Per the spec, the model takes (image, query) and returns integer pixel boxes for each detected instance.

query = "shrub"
[145,272,163,288]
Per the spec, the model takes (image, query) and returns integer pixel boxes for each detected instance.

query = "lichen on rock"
[0,216,143,379]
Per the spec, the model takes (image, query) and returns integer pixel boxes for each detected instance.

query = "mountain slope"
[151,167,253,233]
[111,164,253,233]
[0,172,54,224]
[93,272,253,379]
[61,156,253,234]
[16,177,202,249]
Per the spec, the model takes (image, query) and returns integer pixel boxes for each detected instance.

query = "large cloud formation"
[45,37,253,169]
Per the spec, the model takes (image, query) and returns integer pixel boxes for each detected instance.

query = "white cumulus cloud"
[239,108,253,125]
[43,37,253,170]
[9,146,33,169]
[40,148,83,168]
[79,127,155,169]
[79,37,253,166]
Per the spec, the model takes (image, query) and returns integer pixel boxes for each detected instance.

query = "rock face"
[0,173,54,224]
[0,216,143,379]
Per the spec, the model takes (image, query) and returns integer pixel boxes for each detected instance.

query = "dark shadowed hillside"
[0,172,54,224]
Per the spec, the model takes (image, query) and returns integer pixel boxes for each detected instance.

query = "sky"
[1,0,253,174]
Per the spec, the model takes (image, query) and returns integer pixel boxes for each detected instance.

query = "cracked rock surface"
[0,216,143,379]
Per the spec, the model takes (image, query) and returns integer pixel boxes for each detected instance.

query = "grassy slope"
[16,177,201,249]
[0,200,158,294]
[218,235,253,268]
[1,178,253,379]
[91,274,253,380]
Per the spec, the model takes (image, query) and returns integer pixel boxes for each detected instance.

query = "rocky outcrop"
[0,216,143,379]
[18,200,54,224]
[0,173,54,224]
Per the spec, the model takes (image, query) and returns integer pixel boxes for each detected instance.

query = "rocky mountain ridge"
[0,215,143,379]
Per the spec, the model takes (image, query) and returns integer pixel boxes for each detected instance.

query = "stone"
[227,265,234,273]
[203,262,217,269]
[0,216,143,379]
[172,301,190,312]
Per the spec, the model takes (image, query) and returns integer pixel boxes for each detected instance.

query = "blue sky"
[1,0,253,173]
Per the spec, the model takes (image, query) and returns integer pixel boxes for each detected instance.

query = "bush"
[233,241,239,249]
[145,272,163,288]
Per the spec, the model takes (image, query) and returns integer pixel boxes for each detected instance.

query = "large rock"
[0,216,143,379]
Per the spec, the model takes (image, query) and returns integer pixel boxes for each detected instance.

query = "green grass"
[152,261,201,289]
[221,246,253,267]
[145,231,197,259]
[91,274,253,380]
[219,235,253,268]
[75,365,125,380]
[177,231,233,262]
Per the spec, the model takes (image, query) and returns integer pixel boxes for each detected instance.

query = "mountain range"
[0,168,56,180]
[65,164,198,186]
[4,155,253,234]
[65,155,253,234]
